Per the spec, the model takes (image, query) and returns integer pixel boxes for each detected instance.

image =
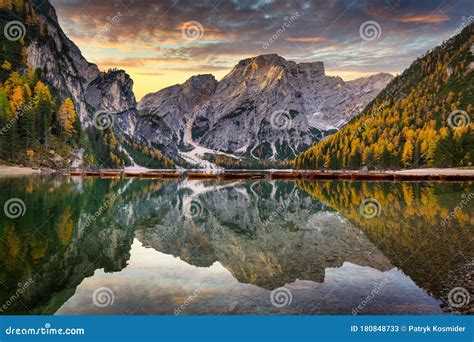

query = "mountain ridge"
[138,53,393,166]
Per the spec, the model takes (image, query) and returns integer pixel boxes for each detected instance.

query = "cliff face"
[138,74,218,146]
[23,1,144,162]
[138,54,393,162]
[25,2,99,125]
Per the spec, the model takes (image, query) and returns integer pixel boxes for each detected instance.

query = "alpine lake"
[0,174,472,315]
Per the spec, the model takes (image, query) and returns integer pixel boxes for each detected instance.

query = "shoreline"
[0,165,56,178]
[61,167,474,182]
[2,165,474,180]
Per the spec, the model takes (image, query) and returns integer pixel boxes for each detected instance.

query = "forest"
[295,24,474,170]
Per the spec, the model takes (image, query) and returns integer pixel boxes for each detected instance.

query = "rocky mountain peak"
[182,74,218,100]
[85,70,137,116]
[228,54,325,80]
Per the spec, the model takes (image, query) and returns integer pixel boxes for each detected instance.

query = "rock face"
[25,2,140,140]
[138,75,218,146]
[139,54,393,161]
[26,5,99,126]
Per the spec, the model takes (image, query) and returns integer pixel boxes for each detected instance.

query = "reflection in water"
[0,176,472,315]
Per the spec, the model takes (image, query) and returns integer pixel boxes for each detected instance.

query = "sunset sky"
[50,0,473,100]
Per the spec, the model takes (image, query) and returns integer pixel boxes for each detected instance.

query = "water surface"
[0,176,472,315]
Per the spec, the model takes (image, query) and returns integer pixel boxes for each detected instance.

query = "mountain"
[0,0,174,168]
[295,24,474,170]
[0,1,392,169]
[138,54,392,165]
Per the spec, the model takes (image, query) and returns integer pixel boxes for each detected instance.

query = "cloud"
[50,0,474,96]
[397,14,450,23]
[285,37,331,43]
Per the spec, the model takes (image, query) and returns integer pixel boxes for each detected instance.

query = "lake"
[0,175,472,315]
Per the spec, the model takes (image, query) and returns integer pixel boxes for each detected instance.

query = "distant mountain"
[139,54,392,165]
[295,24,474,170]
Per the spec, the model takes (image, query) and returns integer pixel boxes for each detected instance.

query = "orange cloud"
[398,15,449,23]
[285,37,331,43]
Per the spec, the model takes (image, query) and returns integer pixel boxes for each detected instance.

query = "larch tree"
[57,98,77,137]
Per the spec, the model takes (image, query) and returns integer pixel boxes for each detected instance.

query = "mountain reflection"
[0,176,472,315]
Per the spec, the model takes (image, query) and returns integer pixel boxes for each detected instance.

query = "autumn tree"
[57,98,77,138]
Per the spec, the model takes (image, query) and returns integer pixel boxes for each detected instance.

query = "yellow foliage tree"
[402,140,414,168]
[57,98,77,136]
